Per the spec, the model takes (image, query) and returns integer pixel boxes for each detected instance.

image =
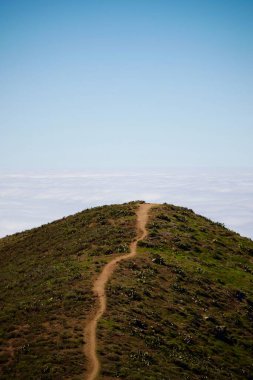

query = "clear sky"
[1,0,253,170]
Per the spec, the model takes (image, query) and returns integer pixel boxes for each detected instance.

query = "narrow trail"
[84,203,154,380]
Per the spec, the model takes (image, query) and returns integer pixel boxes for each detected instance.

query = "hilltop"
[0,202,253,379]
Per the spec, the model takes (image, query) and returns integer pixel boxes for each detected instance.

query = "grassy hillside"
[98,204,253,380]
[0,202,138,379]
[1,202,253,380]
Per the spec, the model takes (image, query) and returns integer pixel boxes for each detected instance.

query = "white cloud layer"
[0,169,253,239]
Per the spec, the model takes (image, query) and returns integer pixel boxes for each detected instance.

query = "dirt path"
[84,203,154,380]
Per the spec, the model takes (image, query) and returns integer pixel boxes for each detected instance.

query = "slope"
[97,204,253,379]
[85,203,153,380]
[0,202,138,379]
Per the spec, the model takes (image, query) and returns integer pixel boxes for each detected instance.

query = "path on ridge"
[84,203,154,380]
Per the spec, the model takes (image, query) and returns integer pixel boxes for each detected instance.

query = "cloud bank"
[0,169,253,239]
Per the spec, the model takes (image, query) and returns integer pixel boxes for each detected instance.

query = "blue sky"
[1,0,253,170]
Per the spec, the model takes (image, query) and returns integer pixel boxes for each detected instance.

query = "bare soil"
[84,203,154,380]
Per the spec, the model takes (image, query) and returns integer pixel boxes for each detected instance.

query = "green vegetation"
[98,204,253,379]
[1,201,253,379]
[0,202,138,379]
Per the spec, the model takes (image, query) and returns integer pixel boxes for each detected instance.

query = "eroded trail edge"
[84,203,154,380]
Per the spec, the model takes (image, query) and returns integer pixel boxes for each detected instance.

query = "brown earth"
[84,203,154,380]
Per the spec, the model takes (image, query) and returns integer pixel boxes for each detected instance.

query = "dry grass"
[0,202,138,379]
[98,204,253,379]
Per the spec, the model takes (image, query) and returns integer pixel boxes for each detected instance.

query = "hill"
[1,202,253,379]
[0,202,138,379]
